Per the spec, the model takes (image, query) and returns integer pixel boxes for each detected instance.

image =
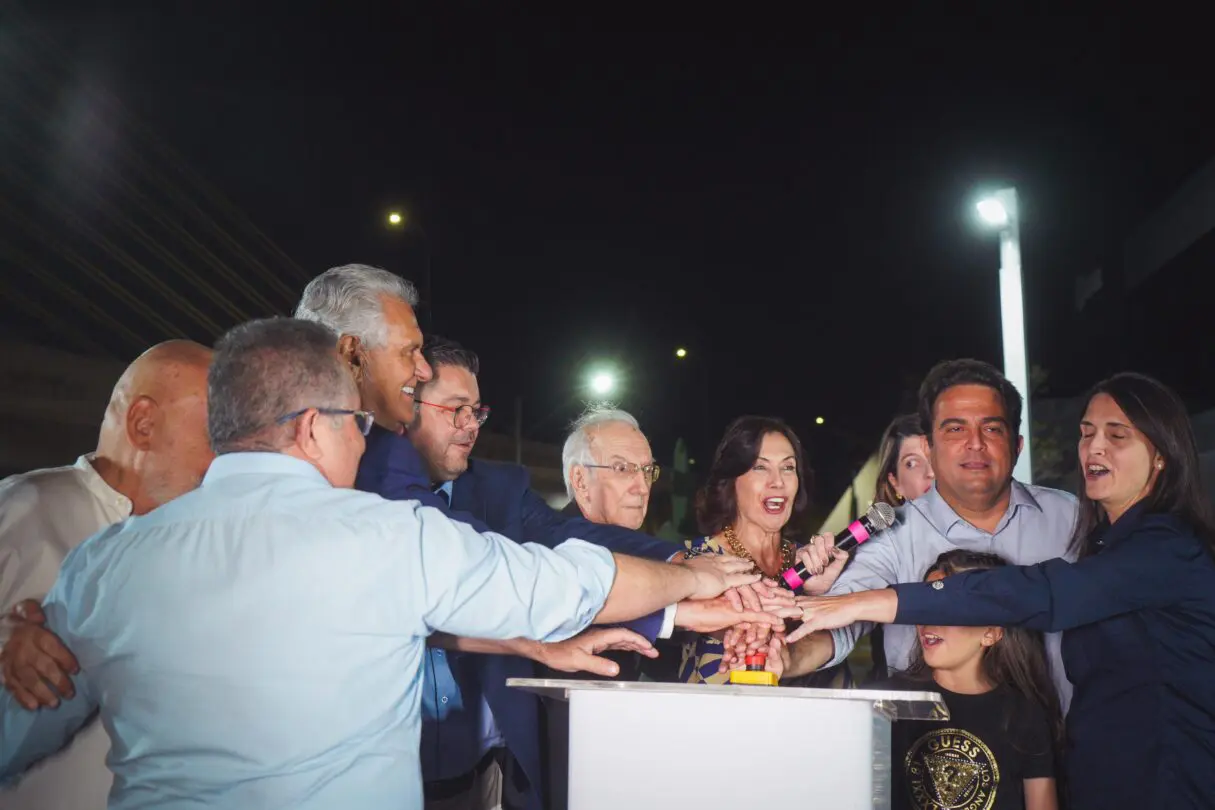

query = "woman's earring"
[895,492,905,503]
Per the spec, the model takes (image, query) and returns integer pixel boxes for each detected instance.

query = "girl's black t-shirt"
[879,676,1055,810]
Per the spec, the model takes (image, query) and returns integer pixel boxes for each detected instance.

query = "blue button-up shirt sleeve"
[406,505,617,643]
[822,525,906,666]
[0,563,98,782]
[893,516,1210,633]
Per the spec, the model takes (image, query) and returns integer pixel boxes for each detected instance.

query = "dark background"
[3,4,1213,505]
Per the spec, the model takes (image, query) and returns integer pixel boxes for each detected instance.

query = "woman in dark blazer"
[789,372,1215,810]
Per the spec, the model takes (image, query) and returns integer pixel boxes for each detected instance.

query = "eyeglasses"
[418,400,491,428]
[276,408,375,436]
[583,461,661,485]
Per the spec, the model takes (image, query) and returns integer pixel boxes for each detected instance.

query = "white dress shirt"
[0,454,131,810]
[0,452,616,810]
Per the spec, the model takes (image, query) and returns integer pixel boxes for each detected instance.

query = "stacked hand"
[678,553,762,600]
[1,599,77,710]
[674,578,801,634]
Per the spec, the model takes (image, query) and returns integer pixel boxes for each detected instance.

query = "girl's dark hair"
[695,416,812,537]
[874,413,925,506]
[1070,372,1215,559]
[904,550,1063,750]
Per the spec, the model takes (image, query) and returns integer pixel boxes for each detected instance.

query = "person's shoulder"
[0,463,91,502]
[0,464,95,531]
[685,535,723,555]
[465,458,528,486]
[1020,481,1079,514]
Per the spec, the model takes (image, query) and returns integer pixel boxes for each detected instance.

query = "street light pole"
[978,187,1032,484]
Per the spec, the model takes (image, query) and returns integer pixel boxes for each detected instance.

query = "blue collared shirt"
[0,453,616,809]
[825,480,1078,711]
[420,481,505,781]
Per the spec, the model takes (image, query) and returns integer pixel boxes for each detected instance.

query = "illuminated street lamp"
[976,186,1032,484]
[387,211,404,227]
[675,347,687,359]
[589,371,616,396]
[815,416,824,425]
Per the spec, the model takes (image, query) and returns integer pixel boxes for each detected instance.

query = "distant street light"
[383,208,431,329]
[976,186,1032,484]
[675,347,687,359]
[589,371,616,396]
[815,416,824,425]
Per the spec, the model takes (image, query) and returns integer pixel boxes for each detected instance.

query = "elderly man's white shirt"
[0,454,131,810]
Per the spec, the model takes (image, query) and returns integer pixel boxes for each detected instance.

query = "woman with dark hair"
[875,413,935,506]
[790,372,1215,810]
[677,416,847,685]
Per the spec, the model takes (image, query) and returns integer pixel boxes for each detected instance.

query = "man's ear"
[337,335,361,378]
[295,408,324,460]
[571,465,591,503]
[125,396,159,451]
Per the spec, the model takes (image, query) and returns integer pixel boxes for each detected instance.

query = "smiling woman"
[675,416,850,687]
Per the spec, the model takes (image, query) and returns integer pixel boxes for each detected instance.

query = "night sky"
[4,5,1213,502]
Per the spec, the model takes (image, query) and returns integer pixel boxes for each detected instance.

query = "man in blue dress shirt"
[0,318,759,809]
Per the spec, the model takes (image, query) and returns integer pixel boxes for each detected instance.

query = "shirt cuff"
[826,627,852,668]
[657,604,678,639]
[891,581,943,625]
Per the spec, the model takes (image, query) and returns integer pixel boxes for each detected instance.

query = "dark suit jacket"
[354,428,677,810]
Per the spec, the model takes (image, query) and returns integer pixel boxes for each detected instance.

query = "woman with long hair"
[789,372,1215,809]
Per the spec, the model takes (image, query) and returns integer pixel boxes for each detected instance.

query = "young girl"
[884,550,1060,810]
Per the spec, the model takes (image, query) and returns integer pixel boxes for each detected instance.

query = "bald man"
[0,339,212,810]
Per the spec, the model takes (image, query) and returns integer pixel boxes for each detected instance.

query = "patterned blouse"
[676,535,853,689]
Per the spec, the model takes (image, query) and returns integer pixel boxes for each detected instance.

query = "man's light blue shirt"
[826,480,1078,711]
[0,453,616,809]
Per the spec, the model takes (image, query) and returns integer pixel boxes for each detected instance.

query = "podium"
[510,678,947,810]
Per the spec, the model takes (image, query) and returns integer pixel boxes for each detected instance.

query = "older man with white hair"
[562,407,658,532]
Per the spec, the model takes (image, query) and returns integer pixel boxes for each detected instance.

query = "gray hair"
[208,318,356,454]
[294,264,419,348]
[561,406,642,498]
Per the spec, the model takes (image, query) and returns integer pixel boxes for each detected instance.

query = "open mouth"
[921,632,944,648]
[762,497,787,515]
[1085,462,1110,479]
[401,384,416,397]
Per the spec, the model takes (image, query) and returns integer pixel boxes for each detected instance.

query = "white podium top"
[509,677,949,721]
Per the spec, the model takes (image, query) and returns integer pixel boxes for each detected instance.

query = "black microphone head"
[865,501,897,531]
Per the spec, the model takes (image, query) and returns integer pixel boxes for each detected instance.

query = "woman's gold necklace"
[722,524,796,576]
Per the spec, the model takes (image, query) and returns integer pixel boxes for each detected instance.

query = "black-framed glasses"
[583,461,661,485]
[418,400,491,428]
[276,408,375,436]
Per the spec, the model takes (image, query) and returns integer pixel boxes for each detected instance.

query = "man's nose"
[415,354,434,382]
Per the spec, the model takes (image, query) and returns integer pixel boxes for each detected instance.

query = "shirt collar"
[912,479,1043,536]
[436,480,453,497]
[75,453,133,516]
[202,452,331,487]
